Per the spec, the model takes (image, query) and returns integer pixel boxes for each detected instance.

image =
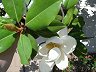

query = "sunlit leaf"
[26,0,61,31]
[63,0,78,9]
[28,34,38,59]
[63,7,74,25]
[2,0,24,22]
[67,0,78,9]
[17,34,32,64]
[0,28,15,53]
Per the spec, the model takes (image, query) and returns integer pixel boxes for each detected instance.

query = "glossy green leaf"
[63,0,69,8]
[63,0,78,9]
[48,26,65,32]
[28,34,38,59]
[73,8,79,15]
[63,7,74,25]
[0,17,15,25]
[26,0,61,31]
[17,34,32,64]
[2,0,24,22]
[0,29,15,53]
[28,34,38,51]
[67,0,78,9]
[0,28,13,39]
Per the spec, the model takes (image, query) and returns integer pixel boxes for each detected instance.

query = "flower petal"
[36,36,47,45]
[39,57,54,72]
[57,27,68,37]
[55,53,68,70]
[61,36,77,54]
[47,47,61,61]
[38,44,49,57]
[46,36,63,44]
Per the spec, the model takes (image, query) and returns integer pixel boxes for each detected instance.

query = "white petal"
[55,53,68,70]
[38,44,49,57]
[61,36,77,54]
[46,36,63,44]
[36,36,47,45]
[57,27,68,37]
[39,57,54,72]
[47,48,61,61]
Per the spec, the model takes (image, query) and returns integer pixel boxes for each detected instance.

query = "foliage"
[0,0,95,71]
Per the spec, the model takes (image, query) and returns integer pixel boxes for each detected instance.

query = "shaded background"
[78,0,96,53]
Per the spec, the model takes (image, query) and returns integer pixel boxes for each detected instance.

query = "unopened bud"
[3,24,19,32]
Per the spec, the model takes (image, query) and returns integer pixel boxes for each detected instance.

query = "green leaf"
[48,26,65,32]
[67,0,78,9]
[63,0,78,9]
[63,7,74,25]
[26,0,61,31]
[2,0,24,22]
[37,29,58,38]
[0,28,13,39]
[0,17,15,25]
[49,20,64,26]
[17,34,32,64]
[0,29,15,53]
[73,42,87,57]
[48,20,65,32]
[28,34,38,51]
[55,15,63,21]
[73,8,79,15]
[28,34,38,59]
[63,0,69,8]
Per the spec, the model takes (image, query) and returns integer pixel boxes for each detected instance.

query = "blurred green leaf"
[49,20,64,26]
[0,28,14,39]
[48,26,65,32]
[0,28,15,53]
[28,34,38,51]
[26,0,61,31]
[73,41,87,57]
[0,17,15,25]
[67,0,78,9]
[63,0,78,9]
[55,15,63,21]
[63,0,69,8]
[37,29,58,38]
[48,19,65,32]
[28,34,38,59]
[17,34,32,64]
[63,7,74,25]
[69,16,86,40]
[73,7,79,15]
[2,0,24,22]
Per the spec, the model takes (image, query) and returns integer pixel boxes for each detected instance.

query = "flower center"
[46,42,61,49]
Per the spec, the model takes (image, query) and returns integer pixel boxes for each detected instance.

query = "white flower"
[38,27,77,72]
